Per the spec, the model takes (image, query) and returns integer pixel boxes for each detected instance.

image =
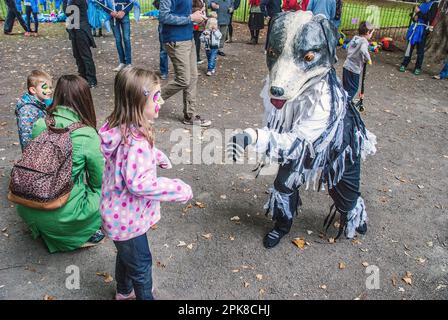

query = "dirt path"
[0,20,447,300]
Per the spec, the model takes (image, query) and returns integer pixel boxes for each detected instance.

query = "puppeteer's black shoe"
[263,228,287,249]
[356,222,367,235]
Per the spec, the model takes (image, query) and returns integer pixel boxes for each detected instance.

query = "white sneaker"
[113,63,126,72]
[197,60,205,65]
[206,71,212,76]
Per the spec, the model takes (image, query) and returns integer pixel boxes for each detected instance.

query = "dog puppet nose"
[270,86,284,97]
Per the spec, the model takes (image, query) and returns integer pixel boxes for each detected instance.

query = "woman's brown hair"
[49,75,97,128]
[107,66,160,145]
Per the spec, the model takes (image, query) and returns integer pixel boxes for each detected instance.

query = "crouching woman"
[17,75,105,253]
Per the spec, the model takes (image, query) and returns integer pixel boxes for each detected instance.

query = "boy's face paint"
[32,80,53,103]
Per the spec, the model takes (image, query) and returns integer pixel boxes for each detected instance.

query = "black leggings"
[250,29,260,41]
[25,6,38,33]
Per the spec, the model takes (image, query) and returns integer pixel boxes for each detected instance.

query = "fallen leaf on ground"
[362,262,369,267]
[220,195,227,200]
[402,272,412,285]
[43,294,55,300]
[360,248,368,252]
[352,239,362,245]
[243,282,250,288]
[182,204,193,214]
[292,238,306,249]
[201,233,212,240]
[177,241,187,247]
[229,235,235,241]
[339,262,346,269]
[307,230,313,235]
[398,287,405,292]
[417,257,426,264]
[256,274,263,281]
[328,238,335,244]
[426,241,433,247]
[231,269,239,273]
[186,243,194,250]
[319,284,327,290]
[230,216,240,221]
[417,185,424,189]
[96,272,113,283]
[391,276,397,287]
[436,284,447,290]
[195,201,206,209]
[259,288,266,295]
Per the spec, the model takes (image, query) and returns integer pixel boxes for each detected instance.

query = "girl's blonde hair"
[107,66,160,145]
[206,17,218,30]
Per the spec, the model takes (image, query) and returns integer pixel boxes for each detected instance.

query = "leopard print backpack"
[8,115,85,210]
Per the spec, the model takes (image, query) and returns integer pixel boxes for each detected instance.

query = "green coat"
[17,106,104,253]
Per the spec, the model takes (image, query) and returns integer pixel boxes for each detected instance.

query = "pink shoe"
[115,289,136,300]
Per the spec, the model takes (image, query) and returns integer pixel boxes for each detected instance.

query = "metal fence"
[0,0,413,39]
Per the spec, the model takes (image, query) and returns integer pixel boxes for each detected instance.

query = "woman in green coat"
[17,75,105,253]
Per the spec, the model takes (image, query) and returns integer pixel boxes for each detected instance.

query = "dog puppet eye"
[304,52,315,62]
[267,48,278,58]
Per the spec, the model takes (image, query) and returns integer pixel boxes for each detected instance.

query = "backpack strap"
[45,114,85,134]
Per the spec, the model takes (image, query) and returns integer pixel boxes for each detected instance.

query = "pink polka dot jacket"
[99,122,193,242]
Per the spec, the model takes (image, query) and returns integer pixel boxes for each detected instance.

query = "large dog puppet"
[229,11,377,248]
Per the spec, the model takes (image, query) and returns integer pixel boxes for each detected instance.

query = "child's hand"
[359,93,365,100]
[368,59,372,65]
[117,11,125,19]
[211,2,219,10]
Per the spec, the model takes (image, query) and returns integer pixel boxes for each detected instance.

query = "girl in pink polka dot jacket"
[99,66,193,300]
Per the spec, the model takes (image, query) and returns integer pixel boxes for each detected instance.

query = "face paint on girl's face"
[41,83,50,96]
[152,90,163,113]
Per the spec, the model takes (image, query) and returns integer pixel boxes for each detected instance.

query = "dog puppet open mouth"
[270,98,287,109]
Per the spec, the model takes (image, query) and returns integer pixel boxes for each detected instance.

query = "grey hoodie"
[343,36,371,75]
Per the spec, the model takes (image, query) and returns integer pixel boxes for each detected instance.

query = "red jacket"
[282,0,309,11]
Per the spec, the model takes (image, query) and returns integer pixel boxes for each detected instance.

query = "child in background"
[99,67,193,300]
[433,59,448,80]
[342,21,374,102]
[15,70,53,150]
[24,0,39,36]
[210,0,234,56]
[200,16,222,76]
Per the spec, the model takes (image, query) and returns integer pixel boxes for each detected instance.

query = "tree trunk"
[426,0,448,61]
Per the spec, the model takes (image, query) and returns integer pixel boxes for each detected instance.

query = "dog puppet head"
[266,11,339,109]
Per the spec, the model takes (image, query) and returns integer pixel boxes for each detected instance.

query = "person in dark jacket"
[226,0,240,43]
[261,0,282,51]
[3,0,31,35]
[63,0,98,88]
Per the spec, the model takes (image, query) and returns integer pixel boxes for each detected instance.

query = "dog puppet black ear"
[312,14,339,65]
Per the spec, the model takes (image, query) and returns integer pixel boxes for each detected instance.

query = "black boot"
[263,218,293,249]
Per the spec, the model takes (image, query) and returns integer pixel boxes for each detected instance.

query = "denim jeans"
[111,15,132,65]
[440,60,448,79]
[342,67,360,102]
[206,48,218,71]
[159,23,168,76]
[25,6,38,33]
[113,233,154,300]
